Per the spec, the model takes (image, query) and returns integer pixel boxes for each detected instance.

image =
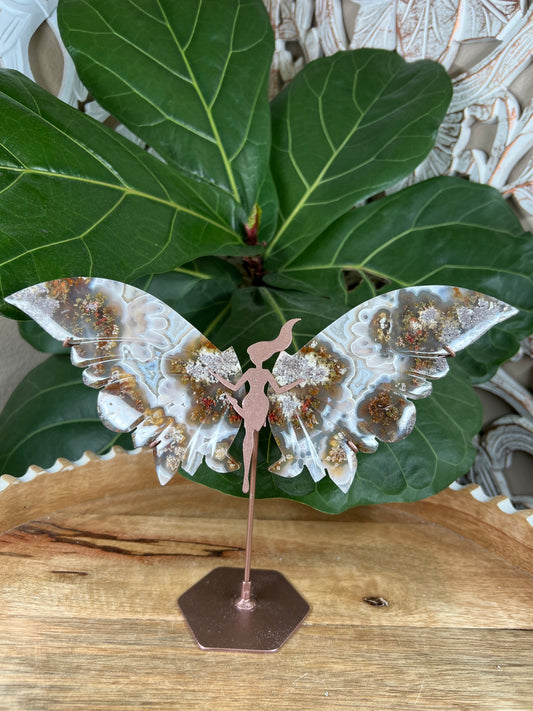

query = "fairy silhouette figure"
[210,318,303,494]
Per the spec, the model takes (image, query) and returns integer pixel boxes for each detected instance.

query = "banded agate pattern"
[6,278,243,485]
[268,286,516,492]
[7,280,516,494]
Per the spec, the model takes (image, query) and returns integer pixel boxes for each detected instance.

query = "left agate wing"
[267,286,517,493]
[6,278,244,484]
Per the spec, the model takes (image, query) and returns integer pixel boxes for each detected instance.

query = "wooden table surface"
[0,449,532,710]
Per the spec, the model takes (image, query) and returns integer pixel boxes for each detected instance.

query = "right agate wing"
[6,277,244,484]
[267,286,517,493]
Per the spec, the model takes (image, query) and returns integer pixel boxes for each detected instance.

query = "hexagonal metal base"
[178,567,310,652]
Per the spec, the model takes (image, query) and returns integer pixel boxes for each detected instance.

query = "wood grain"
[0,449,155,533]
[0,449,532,710]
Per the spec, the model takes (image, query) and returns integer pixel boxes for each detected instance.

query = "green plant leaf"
[271,177,533,378]
[266,49,452,268]
[0,70,250,314]
[211,285,348,364]
[18,321,69,354]
[0,356,132,476]
[58,0,277,237]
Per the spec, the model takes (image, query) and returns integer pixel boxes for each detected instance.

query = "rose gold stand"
[178,566,309,652]
[178,435,309,652]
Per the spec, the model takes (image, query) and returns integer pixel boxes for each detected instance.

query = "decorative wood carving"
[467,414,533,507]
[0,0,85,106]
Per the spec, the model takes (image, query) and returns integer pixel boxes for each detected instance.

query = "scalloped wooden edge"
[1,448,531,575]
[0,447,156,533]
[392,483,533,576]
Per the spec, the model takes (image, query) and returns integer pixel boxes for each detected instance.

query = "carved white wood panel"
[0,0,85,104]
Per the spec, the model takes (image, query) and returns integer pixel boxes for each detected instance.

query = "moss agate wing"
[268,286,517,494]
[6,278,243,484]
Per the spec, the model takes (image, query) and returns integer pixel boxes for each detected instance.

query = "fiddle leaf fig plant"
[0,0,531,513]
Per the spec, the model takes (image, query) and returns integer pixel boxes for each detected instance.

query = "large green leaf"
[17,321,68,355]
[0,356,132,476]
[270,177,533,377]
[265,49,452,268]
[0,70,249,314]
[58,0,277,236]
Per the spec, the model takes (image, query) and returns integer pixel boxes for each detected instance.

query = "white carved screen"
[0,0,531,506]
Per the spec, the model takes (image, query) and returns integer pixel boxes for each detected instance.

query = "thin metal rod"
[243,430,259,584]
[235,430,259,610]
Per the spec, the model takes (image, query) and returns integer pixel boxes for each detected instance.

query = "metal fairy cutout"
[6,278,518,651]
[210,319,303,495]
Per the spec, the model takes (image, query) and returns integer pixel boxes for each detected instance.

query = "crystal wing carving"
[267,286,517,493]
[6,278,244,484]
[7,281,517,495]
